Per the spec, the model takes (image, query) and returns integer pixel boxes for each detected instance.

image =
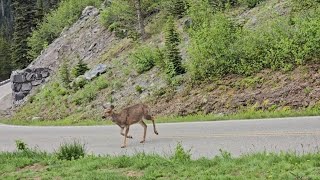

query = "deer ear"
[110,105,115,109]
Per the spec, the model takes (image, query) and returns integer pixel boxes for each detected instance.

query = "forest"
[0,0,59,81]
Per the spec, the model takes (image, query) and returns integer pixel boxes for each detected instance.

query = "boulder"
[35,73,43,80]
[31,79,43,86]
[12,83,22,92]
[84,64,107,80]
[21,82,32,92]
[13,92,26,101]
[26,73,36,81]
[11,73,26,83]
[41,70,50,78]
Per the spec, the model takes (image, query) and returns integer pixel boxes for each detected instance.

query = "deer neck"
[110,112,125,128]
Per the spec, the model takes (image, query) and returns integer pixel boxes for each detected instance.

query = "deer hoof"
[140,140,145,144]
[121,145,126,148]
[128,135,133,139]
[155,131,159,135]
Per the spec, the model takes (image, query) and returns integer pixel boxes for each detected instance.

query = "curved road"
[0,82,12,111]
[0,82,11,100]
[1,116,320,158]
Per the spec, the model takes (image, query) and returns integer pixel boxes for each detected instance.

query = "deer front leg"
[120,127,133,139]
[121,125,130,148]
[152,119,159,135]
[139,121,147,143]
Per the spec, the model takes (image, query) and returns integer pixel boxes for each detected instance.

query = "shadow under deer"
[102,103,159,148]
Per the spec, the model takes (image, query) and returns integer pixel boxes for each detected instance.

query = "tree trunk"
[135,0,145,40]
[1,0,4,17]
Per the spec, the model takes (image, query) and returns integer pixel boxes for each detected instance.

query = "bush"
[171,142,191,162]
[187,13,237,80]
[240,0,265,8]
[130,45,163,74]
[163,0,188,18]
[292,0,320,11]
[187,2,320,81]
[100,0,161,39]
[72,75,108,105]
[55,140,86,161]
[59,61,71,88]
[28,0,103,60]
[15,140,28,151]
[209,0,238,10]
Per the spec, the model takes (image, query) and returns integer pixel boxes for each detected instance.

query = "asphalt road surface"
[0,82,11,101]
[1,116,320,158]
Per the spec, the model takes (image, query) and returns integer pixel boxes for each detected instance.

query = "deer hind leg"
[121,125,130,148]
[120,127,133,139]
[139,121,147,143]
[145,115,159,135]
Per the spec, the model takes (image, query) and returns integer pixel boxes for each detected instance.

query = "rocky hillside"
[5,0,320,121]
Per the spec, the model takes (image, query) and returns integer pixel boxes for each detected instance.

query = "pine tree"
[0,36,12,81]
[35,0,45,24]
[11,0,37,69]
[168,0,188,19]
[72,59,89,78]
[164,16,185,78]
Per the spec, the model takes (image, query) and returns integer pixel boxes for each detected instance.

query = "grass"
[1,143,320,179]
[1,104,319,126]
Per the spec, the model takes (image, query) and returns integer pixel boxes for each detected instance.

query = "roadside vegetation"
[1,141,320,179]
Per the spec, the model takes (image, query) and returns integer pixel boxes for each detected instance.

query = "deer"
[102,103,159,148]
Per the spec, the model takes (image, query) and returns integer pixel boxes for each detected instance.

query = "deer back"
[123,104,150,125]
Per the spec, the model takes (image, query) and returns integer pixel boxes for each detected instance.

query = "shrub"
[171,142,191,162]
[135,85,143,94]
[15,139,28,151]
[72,75,108,105]
[240,0,265,8]
[130,45,162,74]
[100,0,161,39]
[292,0,320,11]
[28,0,103,60]
[100,0,135,38]
[209,0,238,10]
[163,0,188,18]
[187,13,237,80]
[59,61,71,88]
[55,140,86,161]
[71,76,88,90]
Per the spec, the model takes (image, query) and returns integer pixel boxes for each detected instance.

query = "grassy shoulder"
[1,143,320,179]
[1,105,320,126]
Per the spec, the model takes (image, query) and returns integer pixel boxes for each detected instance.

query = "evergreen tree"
[35,0,45,24]
[164,16,185,78]
[0,36,12,81]
[11,0,37,69]
[72,59,89,78]
[168,0,188,19]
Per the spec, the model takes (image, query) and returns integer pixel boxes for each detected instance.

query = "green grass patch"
[1,144,320,179]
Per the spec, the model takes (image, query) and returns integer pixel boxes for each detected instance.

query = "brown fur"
[102,103,159,148]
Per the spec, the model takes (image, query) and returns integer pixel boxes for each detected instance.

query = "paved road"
[0,82,12,111]
[0,82,11,100]
[1,116,320,158]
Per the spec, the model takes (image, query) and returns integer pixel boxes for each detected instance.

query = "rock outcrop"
[11,68,51,105]
[27,6,115,72]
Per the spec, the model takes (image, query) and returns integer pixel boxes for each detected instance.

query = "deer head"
[102,104,115,119]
